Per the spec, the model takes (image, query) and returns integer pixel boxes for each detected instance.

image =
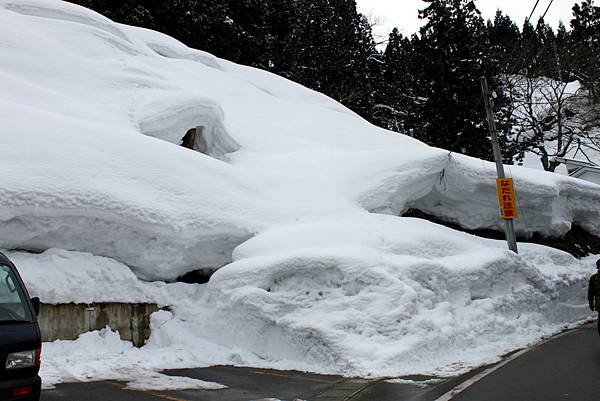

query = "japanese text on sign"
[496,178,518,219]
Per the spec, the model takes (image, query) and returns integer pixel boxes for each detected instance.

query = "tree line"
[70,0,600,170]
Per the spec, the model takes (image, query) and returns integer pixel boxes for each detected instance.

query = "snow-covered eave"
[402,153,600,238]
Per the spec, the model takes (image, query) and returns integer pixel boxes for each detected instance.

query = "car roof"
[0,252,13,266]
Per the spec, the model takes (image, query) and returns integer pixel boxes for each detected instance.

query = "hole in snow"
[179,126,209,154]
[180,127,199,150]
[179,125,238,159]
[137,97,240,160]
[177,268,214,284]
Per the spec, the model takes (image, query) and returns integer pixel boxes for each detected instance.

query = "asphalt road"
[41,322,600,401]
[40,367,435,401]
[450,323,600,401]
[41,365,484,401]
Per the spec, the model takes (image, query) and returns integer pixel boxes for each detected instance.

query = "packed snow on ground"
[0,0,599,391]
[38,325,231,390]
[125,373,226,392]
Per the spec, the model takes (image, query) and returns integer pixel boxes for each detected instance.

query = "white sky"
[356,0,580,43]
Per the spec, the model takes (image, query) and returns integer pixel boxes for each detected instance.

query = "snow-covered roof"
[555,156,600,177]
[554,157,600,185]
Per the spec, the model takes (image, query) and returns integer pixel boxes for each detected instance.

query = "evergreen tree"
[408,0,510,160]
[221,0,273,69]
[530,18,558,77]
[266,0,296,71]
[487,10,521,72]
[280,0,377,119]
[373,29,418,132]
[516,19,541,77]
[554,22,572,81]
[570,0,600,102]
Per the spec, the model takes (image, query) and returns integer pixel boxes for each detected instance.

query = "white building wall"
[577,170,600,185]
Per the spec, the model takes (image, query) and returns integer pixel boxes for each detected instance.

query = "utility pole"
[480,77,519,254]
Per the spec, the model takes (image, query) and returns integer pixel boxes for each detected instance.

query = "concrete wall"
[39,303,159,347]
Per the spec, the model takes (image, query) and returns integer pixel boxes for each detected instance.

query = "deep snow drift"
[1,0,600,280]
[0,0,598,389]
[201,215,590,376]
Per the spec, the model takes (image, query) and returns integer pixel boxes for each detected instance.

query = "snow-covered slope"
[2,0,600,280]
[0,0,598,387]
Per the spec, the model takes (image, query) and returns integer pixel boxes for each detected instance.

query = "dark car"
[0,253,41,401]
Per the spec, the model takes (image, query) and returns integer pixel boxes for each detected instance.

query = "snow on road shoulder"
[125,373,226,391]
[201,214,593,377]
[17,221,593,386]
[40,329,228,391]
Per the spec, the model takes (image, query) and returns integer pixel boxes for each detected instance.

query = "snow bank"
[0,0,435,280]
[1,0,599,283]
[199,214,590,376]
[16,240,591,384]
[125,373,226,392]
[40,327,230,390]
[4,249,202,305]
[0,0,278,279]
[406,154,600,236]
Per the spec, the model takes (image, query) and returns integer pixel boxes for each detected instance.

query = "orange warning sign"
[496,178,518,219]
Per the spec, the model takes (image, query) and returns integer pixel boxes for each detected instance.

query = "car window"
[0,264,31,322]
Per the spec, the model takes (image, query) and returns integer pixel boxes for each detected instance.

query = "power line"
[528,0,542,21]
[541,0,555,20]
[495,0,545,78]
[507,0,556,76]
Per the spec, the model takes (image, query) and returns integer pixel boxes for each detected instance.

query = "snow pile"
[200,214,589,376]
[4,249,202,305]
[40,327,229,390]
[406,153,600,236]
[26,219,592,384]
[0,0,269,280]
[125,373,226,392]
[0,0,598,387]
[1,0,599,282]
